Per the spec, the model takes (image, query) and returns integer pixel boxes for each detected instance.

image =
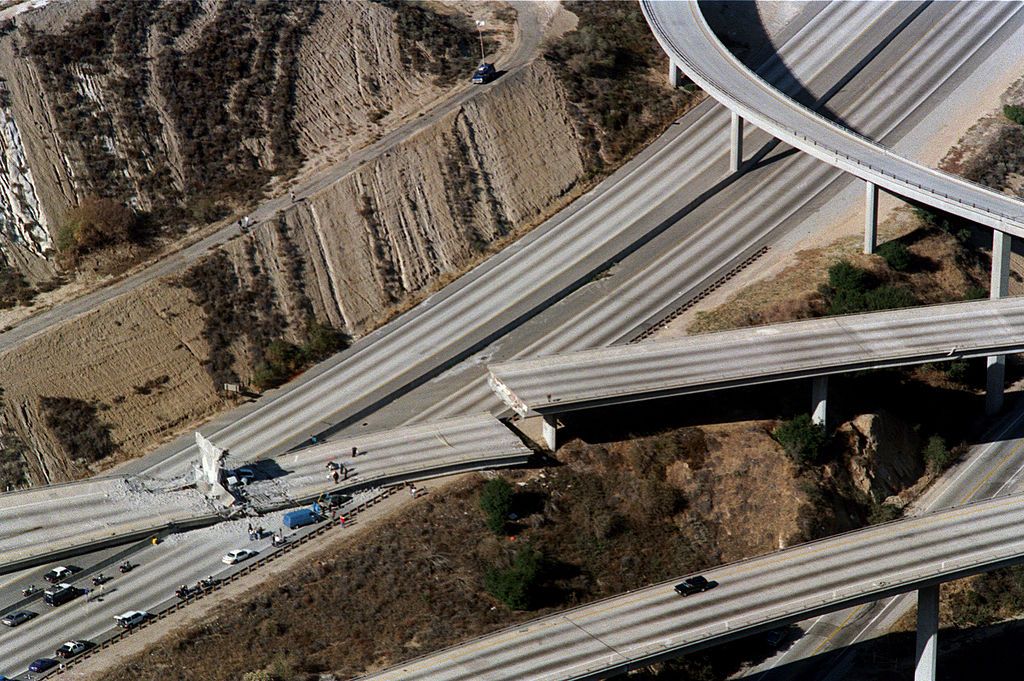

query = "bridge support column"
[811,376,828,427]
[914,584,939,681]
[669,59,683,88]
[541,415,558,452]
[730,112,744,173]
[864,181,878,254]
[986,230,1011,415]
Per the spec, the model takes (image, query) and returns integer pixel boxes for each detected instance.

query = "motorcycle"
[175,585,193,600]
[91,573,105,586]
[22,585,37,597]
[118,561,133,574]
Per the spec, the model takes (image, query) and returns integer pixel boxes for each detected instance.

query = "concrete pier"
[730,111,744,173]
[914,585,939,681]
[811,376,828,427]
[986,230,1011,415]
[864,181,878,254]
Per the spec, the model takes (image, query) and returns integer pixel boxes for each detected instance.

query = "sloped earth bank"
[92,412,935,681]
[0,2,699,484]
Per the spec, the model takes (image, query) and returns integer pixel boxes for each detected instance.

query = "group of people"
[326,460,349,484]
[246,523,265,542]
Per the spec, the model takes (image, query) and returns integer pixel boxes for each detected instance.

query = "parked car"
[55,640,88,659]
[1,610,36,627]
[222,548,258,565]
[43,566,73,583]
[322,491,351,509]
[43,583,79,607]
[114,610,149,628]
[471,62,496,84]
[28,658,58,673]
[674,575,711,596]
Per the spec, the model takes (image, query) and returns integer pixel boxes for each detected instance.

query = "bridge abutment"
[541,414,558,451]
[730,112,744,173]
[864,181,878,254]
[915,584,939,681]
[986,230,1011,415]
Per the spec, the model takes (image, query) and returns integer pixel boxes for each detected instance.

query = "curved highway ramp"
[487,297,1024,417]
[361,492,1024,681]
[641,0,1024,237]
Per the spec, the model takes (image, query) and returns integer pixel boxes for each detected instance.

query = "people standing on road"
[333,470,340,485]
[290,190,296,203]
[351,446,359,458]
[339,515,346,528]
[408,484,416,497]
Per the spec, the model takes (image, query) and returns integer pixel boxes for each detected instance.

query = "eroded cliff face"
[253,59,585,335]
[0,0,460,276]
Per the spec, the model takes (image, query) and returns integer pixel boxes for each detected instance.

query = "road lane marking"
[811,605,865,655]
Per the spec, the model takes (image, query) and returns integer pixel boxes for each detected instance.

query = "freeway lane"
[362,492,1024,681]
[485,297,1024,417]
[389,0,1024,428]
[643,1,1024,235]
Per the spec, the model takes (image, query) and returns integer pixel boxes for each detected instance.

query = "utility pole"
[475,20,486,61]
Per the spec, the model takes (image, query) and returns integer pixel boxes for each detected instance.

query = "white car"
[114,611,148,628]
[55,640,87,658]
[222,549,258,565]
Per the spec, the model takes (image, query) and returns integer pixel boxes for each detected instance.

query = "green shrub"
[1004,104,1024,126]
[946,360,971,384]
[484,545,543,610]
[964,285,988,301]
[302,320,349,362]
[0,266,36,309]
[773,414,827,466]
[923,435,953,472]
[480,477,514,534]
[876,241,912,272]
[819,260,916,315]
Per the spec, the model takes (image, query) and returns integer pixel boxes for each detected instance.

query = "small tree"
[485,545,543,610]
[480,477,514,534]
[923,435,952,472]
[773,414,827,466]
[1004,104,1024,126]
[302,320,349,362]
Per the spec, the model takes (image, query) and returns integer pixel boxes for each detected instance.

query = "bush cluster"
[876,241,912,272]
[1004,104,1024,126]
[479,477,513,534]
[818,260,916,315]
[544,1,697,172]
[56,197,140,267]
[39,396,115,463]
[948,565,1024,627]
[0,433,29,491]
[251,321,350,392]
[0,266,36,309]
[484,545,544,610]
[773,414,827,466]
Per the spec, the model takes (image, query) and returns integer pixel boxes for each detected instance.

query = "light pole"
[475,20,486,62]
